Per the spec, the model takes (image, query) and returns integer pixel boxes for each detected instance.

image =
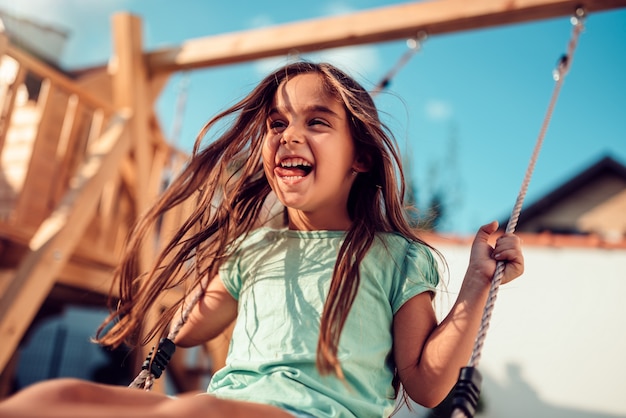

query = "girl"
[0,61,523,418]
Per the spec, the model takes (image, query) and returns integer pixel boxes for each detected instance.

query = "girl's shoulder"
[229,226,280,253]
[374,231,431,253]
[372,231,439,270]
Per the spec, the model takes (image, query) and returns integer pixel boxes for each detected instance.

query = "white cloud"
[249,14,274,29]
[425,99,453,121]
[322,2,354,16]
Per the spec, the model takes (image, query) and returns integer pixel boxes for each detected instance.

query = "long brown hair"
[96,61,430,385]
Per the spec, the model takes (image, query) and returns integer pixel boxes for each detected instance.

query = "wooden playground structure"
[0,0,624,396]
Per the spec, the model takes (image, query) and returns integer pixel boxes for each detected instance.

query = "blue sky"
[3,0,625,234]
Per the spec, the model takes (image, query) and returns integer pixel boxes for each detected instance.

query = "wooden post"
[110,13,166,392]
[111,13,152,227]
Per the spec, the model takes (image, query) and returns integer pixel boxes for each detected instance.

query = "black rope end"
[141,338,176,379]
[450,367,482,417]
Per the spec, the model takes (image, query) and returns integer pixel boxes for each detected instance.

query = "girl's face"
[262,73,364,230]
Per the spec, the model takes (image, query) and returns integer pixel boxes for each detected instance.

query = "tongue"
[276,166,308,177]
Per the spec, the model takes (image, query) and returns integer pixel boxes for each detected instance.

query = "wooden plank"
[95,173,121,253]
[0,32,8,71]
[13,81,67,227]
[6,46,115,113]
[0,61,27,158]
[0,32,13,151]
[147,0,626,73]
[0,112,131,373]
[51,94,79,204]
[87,108,105,144]
[57,104,96,201]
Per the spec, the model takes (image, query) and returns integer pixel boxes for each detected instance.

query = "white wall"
[415,242,626,418]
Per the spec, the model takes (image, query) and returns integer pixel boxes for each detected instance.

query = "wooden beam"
[7,46,115,112]
[146,0,626,73]
[75,67,114,105]
[111,13,155,268]
[0,112,131,373]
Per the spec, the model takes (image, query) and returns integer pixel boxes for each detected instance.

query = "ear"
[352,153,372,173]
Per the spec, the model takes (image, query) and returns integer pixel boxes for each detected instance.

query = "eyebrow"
[267,105,341,118]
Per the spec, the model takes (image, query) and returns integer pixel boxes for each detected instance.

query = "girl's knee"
[0,378,87,409]
[26,378,100,403]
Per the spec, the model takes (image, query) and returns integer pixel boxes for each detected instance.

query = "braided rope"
[128,280,208,390]
[451,9,585,418]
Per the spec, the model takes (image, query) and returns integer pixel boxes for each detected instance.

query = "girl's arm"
[174,275,238,347]
[393,221,524,407]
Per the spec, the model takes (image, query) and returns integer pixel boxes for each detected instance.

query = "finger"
[501,257,525,282]
[494,248,523,263]
[494,235,522,256]
[474,220,499,244]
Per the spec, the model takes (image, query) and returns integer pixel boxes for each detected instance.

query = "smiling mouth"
[276,158,313,178]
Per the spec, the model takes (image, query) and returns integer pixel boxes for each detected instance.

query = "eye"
[268,119,286,131]
[309,118,329,127]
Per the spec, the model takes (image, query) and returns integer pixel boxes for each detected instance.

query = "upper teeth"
[281,158,311,168]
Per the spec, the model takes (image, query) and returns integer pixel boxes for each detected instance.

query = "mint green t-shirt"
[208,227,439,417]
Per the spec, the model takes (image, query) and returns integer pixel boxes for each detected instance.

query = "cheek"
[261,138,275,177]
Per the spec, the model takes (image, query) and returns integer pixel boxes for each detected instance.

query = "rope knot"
[451,367,483,418]
[142,338,176,379]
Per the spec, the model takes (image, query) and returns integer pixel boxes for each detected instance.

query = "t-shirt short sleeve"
[218,228,273,301]
[219,249,242,300]
[390,241,440,314]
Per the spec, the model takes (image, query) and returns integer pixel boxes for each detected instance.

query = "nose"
[280,125,303,145]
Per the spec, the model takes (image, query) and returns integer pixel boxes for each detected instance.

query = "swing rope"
[129,279,209,390]
[371,32,427,97]
[450,8,586,418]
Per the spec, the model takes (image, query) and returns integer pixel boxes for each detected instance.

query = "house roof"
[0,9,69,68]
[500,155,626,239]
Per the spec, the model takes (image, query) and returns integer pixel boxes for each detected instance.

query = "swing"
[127,8,587,418]
[450,8,586,418]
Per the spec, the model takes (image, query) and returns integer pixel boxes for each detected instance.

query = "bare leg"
[0,378,293,418]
